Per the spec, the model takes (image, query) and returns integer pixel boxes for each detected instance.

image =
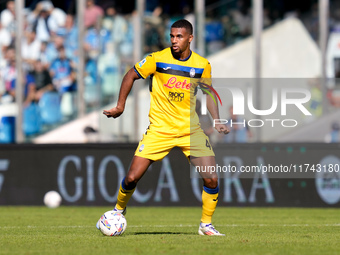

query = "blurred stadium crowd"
[0,0,339,142]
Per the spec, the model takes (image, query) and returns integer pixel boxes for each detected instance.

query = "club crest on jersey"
[138,58,146,67]
[190,68,196,78]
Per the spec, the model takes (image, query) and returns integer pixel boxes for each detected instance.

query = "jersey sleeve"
[201,61,212,79]
[134,54,156,79]
[200,61,212,87]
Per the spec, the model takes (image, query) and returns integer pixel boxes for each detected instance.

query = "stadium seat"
[23,103,42,136]
[101,66,120,97]
[60,92,76,117]
[205,22,225,42]
[0,116,15,143]
[38,92,62,124]
[84,76,100,105]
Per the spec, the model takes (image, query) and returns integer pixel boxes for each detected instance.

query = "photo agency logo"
[200,85,312,129]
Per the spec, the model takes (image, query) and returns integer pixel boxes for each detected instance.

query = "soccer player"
[99,19,229,236]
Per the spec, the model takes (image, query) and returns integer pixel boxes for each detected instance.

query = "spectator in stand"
[84,0,104,28]
[40,1,67,33]
[49,46,76,94]
[45,35,66,64]
[1,1,15,31]
[0,22,12,61]
[104,5,128,45]
[144,21,163,53]
[102,5,131,56]
[22,29,41,71]
[84,26,101,59]
[144,6,164,53]
[57,15,78,63]
[102,7,114,33]
[29,1,65,42]
[9,72,36,106]
[0,46,16,103]
[119,18,134,57]
[30,60,55,102]
[29,2,52,42]
[38,41,50,69]
[230,6,252,38]
[0,45,13,102]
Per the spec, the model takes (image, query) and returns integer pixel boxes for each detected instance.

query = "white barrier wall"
[208,17,321,78]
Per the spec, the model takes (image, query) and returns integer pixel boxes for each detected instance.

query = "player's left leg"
[190,156,225,236]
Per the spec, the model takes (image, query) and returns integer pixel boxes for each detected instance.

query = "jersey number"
[205,139,211,150]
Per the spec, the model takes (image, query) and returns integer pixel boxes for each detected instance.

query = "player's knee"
[125,173,140,187]
[203,177,218,189]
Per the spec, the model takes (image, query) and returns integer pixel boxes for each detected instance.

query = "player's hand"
[103,106,124,118]
[215,124,229,134]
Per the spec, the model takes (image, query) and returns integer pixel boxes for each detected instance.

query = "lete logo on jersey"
[164,77,192,90]
[163,77,222,106]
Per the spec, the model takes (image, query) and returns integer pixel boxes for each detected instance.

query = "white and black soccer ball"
[99,211,127,236]
[43,191,62,208]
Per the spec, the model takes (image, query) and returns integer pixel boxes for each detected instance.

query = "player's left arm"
[206,92,229,134]
[202,62,229,134]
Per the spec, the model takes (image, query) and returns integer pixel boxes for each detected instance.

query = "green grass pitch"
[0,206,339,255]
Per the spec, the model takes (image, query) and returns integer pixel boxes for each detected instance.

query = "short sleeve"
[201,61,212,79]
[134,54,156,79]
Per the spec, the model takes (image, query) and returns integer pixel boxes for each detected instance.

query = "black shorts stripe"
[156,67,202,78]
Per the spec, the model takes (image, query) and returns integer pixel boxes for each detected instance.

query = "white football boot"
[198,223,225,236]
[96,207,127,230]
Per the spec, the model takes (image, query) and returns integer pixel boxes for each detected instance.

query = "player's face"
[170,27,193,55]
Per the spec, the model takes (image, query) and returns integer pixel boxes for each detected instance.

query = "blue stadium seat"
[38,92,62,124]
[205,22,225,42]
[84,75,100,105]
[101,65,120,97]
[0,116,15,143]
[23,103,42,136]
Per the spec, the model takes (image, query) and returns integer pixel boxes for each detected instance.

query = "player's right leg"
[96,156,153,230]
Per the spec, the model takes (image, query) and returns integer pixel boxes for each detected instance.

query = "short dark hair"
[171,19,193,35]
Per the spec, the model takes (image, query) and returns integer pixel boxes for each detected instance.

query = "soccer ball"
[43,191,62,208]
[98,211,127,236]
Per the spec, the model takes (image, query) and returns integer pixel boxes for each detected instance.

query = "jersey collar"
[171,48,192,61]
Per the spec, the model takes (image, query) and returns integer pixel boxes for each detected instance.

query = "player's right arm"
[103,54,156,118]
[103,68,140,118]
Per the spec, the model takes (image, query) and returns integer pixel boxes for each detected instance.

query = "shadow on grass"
[134,232,192,235]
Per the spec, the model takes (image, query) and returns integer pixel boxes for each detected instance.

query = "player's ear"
[189,34,193,43]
